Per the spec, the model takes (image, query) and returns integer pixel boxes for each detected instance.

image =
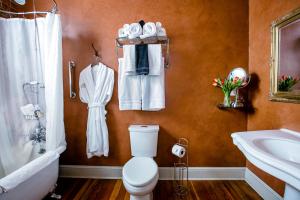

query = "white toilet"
[122,125,159,200]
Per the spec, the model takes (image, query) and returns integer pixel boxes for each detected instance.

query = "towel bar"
[68,60,76,99]
[115,36,170,68]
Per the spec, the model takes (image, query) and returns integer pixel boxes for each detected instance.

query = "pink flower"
[233,77,240,84]
[212,82,218,87]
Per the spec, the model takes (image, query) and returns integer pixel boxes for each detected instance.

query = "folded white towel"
[20,104,41,118]
[140,22,157,39]
[128,23,142,39]
[148,44,162,75]
[156,22,167,36]
[20,104,35,116]
[123,45,136,75]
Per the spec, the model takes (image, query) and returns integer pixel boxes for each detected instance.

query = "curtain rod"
[0,0,57,16]
[0,9,56,15]
[0,9,53,15]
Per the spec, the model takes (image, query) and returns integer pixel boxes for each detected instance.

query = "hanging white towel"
[142,57,165,111]
[118,58,141,110]
[123,45,136,75]
[123,44,162,76]
[148,44,162,75]
[79,63,114,158]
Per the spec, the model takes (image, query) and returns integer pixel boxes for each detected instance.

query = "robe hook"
[91,43,100,58]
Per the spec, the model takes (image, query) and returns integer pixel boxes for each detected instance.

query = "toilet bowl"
[123,157,158,199]
[122,125,159,200]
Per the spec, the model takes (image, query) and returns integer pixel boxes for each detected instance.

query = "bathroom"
[0,0,300,199]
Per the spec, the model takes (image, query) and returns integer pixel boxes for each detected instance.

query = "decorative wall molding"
[245,169,283,200]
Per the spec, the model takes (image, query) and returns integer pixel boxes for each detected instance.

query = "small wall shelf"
[217,104,247,111]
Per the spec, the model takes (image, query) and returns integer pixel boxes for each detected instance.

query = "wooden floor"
[44,178,262,200]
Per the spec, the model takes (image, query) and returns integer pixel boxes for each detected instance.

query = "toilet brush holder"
[173,138,189,198]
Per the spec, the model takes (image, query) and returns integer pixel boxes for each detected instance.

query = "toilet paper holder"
[173,138,189,198]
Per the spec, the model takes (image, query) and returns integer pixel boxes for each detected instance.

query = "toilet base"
[130,192,153,200]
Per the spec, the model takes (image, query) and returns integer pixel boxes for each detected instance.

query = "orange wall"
[248,0,300,196]
[25,0,249,167]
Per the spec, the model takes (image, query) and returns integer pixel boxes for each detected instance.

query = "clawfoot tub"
[0,146,65,200]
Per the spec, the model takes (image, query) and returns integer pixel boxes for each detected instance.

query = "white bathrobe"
[79,63,114,158]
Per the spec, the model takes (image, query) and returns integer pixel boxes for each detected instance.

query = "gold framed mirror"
[270,7,300,103]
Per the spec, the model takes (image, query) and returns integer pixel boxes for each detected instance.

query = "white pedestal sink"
[231,129,300,200]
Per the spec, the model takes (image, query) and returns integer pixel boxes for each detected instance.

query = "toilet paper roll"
[172,144,186,158]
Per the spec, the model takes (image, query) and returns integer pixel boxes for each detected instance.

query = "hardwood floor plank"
[58,178,87,200]
[73,179,93,200]
[116,180,127,200]
[190,181,200,200]
[109,180,123,200]
[88,179,116,200]
[124,192,130,200]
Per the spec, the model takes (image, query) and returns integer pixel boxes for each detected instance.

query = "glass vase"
[223,91,231,107]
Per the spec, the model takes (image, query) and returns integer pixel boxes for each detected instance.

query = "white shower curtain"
[0,13,66,176]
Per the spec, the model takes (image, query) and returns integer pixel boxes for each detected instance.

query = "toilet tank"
[129,125,159,157]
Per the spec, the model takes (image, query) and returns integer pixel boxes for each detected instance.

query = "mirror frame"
[270,7,300,103]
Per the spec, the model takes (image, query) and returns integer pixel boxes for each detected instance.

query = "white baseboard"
[59,165,122,179]
[59,165,245,180]
[245,168,283,200]
[158,167,245,180]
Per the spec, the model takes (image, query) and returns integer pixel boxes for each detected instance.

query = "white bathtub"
[0,146,65,200]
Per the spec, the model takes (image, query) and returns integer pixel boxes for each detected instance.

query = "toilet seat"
[123,157,158,187]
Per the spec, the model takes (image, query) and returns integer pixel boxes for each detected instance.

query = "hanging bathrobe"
[79,63,114,158]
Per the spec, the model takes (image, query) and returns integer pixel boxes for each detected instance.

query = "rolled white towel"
[156,22,162,28]
[123,24,130,35]
[157,28,166,36]
[140,22,157,39]
[118,28,127,38]
[156,22,167,36]
[128,23,142,39]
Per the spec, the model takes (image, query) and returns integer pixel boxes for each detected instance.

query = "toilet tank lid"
[129,125,159,133]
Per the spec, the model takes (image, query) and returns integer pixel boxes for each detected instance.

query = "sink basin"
[232,129,300,200]
[253,139,300,164]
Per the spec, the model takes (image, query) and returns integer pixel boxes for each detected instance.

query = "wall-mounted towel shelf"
[115,36,170,68]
